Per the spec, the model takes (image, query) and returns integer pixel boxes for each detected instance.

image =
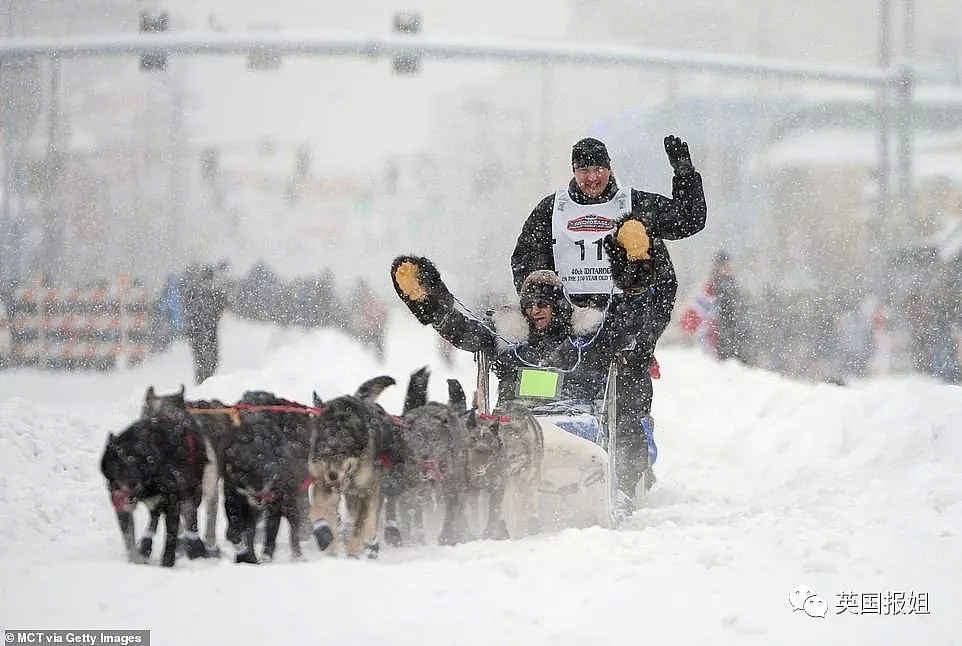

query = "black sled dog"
[222,412,307,564]
[141,385,231,557]
[236,390,315,543]
[100,414,208,566]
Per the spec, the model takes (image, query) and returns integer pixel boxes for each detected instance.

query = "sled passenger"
[393,258,652,401]
[510,135,707,508]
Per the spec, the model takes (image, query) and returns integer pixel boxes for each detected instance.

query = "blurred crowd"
[154,260,390,377]
[678,250,962,385]
[4,251,960,387]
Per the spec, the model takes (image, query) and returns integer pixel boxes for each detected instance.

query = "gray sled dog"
[464,401,545,539]
[389,366,470,546]
[308,376,399,558]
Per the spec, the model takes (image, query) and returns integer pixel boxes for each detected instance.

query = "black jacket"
[431,295,655,405]
[510,173,707,322]
[182,279,227,337]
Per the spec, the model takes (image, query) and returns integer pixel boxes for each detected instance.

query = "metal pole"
[895,67,914,232]
[40,55,62,284]
[0,33,892,86]
[877,0,891,232]
[168,63,184,279]
[902,0,915,60]
[539,62,551,186]
[898,0,915,230]
[1,110,11,288]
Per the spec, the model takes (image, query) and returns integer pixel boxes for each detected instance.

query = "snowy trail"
[1,313,960,645]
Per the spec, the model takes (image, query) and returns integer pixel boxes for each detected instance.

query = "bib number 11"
[574,239,604,261]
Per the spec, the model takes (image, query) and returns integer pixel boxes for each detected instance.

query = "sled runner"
[474,353,620,531]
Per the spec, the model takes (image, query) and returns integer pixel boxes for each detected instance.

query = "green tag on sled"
[517,367,563,399]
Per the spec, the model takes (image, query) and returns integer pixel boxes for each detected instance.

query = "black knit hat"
[571,137,611,170]
[520,270,571,326]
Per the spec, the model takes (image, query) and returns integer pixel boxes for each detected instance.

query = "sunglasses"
[522,298,554,310]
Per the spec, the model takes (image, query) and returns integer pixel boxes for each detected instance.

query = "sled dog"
[464,401,545,539]
[222,412,306,563]
[308,375,398,558]
[141,385,228,555]
[389,366,470,545]
[99,414,208,566]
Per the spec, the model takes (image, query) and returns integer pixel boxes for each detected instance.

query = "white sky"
[173,0,571,173]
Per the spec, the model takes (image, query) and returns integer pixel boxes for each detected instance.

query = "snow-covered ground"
[1,312,959,645]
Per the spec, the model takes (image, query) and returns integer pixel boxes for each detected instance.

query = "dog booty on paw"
[233,544,258,565]
[313,520,334,551]
[384,521,402,548]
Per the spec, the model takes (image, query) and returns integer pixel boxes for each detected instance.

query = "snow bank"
[1,314,959,645]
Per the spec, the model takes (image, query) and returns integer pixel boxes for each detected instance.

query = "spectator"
[349,278,388,362]
[182,264,228,384]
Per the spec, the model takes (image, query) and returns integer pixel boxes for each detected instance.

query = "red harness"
[418,459,445,483]
[186,432,198,464]
[256,489,278,505]
[479,413,511,423]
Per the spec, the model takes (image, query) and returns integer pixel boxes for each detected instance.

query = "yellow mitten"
[617,220,651,261]
[394,261,427,301]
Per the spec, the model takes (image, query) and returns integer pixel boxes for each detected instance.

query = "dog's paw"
[526,516,542,536]
[384,523,402,548]
[483,519,510,541]
[234,552,258,565]
[260,551,274,564]
[161,550,176,567]
[185,537,209,560]
[137,537,153,559]
[127,550,148,565]
[312,520,334,551]
[642,467,657,492]
[437,528,461,546]
[363,540,380,560]
[206,545,222,559]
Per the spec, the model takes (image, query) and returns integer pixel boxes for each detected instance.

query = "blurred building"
[762,88,962,295]
[1,0,189,290]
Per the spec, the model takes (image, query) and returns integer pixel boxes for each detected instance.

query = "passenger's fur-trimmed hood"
[490,304,605,347]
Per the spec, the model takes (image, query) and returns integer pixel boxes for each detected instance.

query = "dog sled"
[473,353,621,532]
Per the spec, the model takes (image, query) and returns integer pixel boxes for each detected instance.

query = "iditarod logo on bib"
[567,214,616,233]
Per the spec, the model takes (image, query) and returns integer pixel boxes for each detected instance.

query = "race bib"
[551,187,631,295]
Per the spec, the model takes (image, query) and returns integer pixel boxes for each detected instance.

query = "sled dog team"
[101,133,708,565]
[100,368,544,566]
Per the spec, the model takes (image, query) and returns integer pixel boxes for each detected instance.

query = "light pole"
[896,0,915,230]
[877,0,891,231]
